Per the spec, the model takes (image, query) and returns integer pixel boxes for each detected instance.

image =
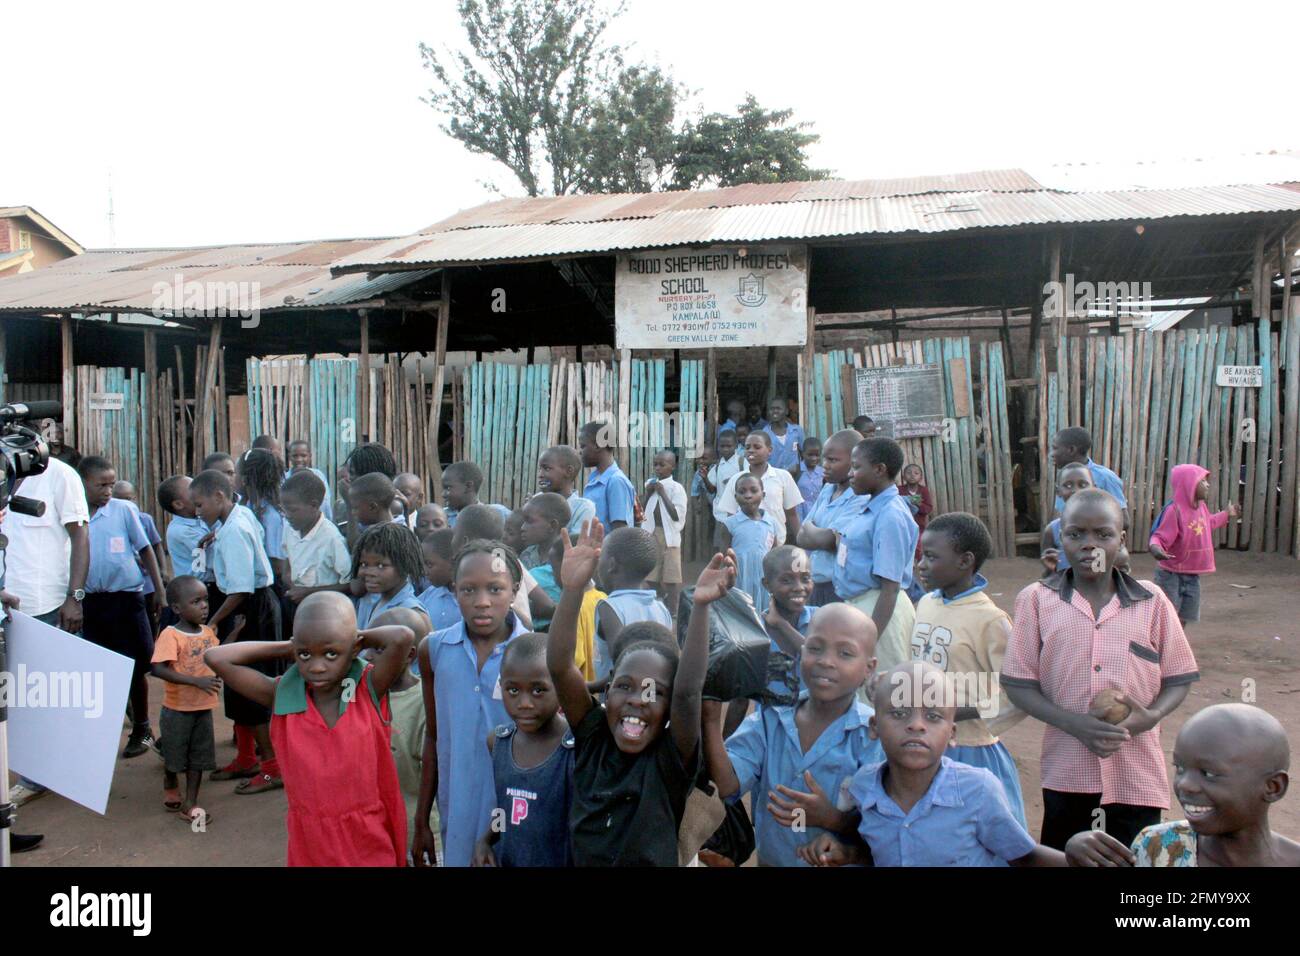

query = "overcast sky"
[5,0,1294,249]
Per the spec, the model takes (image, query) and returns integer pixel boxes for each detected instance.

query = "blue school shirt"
[795,465,824,521]
[528,564,562,630]
[727,694,883,867]
[356,580,424,629]
[1046,518,1071,572]
[247,504,287,562]
[86,498,150,593]
[592,588,673,679]
[445,502,512,528]
[133,507,163,596]
[566,491,596,536]
[212,506,274,595]
[804,483,862,585]
[851,756,1036,867]
[166,515,208,579]
[1053,458,1127,512]
[832,485,918,600]
[723,511,781,614]
[582,462,636,529]
[764,604,817,702]
[763,423,805,471]
[430,613,530,867]
[417,583,463,633]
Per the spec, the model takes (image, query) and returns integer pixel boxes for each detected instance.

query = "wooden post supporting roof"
[192,319,222,474]
[359,309,370,443]
[428,272,451,500]
[144,328,159,519]
[61,315,74,440]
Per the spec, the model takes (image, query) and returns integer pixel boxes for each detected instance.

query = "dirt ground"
[10,549,1300,867]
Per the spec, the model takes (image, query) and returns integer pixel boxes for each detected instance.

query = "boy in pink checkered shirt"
[1001,489,1199,850]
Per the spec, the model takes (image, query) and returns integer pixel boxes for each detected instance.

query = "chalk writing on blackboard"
[852,364,944,438]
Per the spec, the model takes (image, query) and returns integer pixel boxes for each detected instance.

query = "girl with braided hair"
[352,522,431,630]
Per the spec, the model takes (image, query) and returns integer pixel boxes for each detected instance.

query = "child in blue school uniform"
[112,480,165,631]
[823,437,918,676]
[912,512,1028,827]
[344,472,401,551]
[352,522,431,630]
[536,445,596,536]
[702,603,882,867]
[578,421,636,530]
[759,545,819,706]
[720,474,782,613]
[414,540,532,868]
[474,633,575,867]
[1040,461,1094,576]
[416,529,462,633]
[791,438,824,521]
[157,475,209,630]
[80,456,166,758]
[188,467,284,793]
[441,461,511,528]
[238,449,289,591]
[796,429,862,607]
[592,526,673,682]
[798,661,1066,868]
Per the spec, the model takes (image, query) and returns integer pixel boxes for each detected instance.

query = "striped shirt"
[1001,571,1198,808]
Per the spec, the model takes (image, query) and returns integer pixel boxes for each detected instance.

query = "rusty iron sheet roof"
[334,183,1300,273]
[418,168,1044,233]
[0,238,435,315]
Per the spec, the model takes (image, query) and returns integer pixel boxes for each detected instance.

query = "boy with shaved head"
[1002,488,1199,851]
[1069,703,1299,867]
[798,661,1069,867]
[700,602,881,866]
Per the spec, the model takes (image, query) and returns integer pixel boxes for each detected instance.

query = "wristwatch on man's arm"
[68,588,85,602]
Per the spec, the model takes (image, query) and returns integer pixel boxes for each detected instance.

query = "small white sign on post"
[1216,365,1262,388]
[89,392,125,410]
[615,244,808,349]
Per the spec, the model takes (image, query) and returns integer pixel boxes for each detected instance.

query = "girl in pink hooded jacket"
[1148,464,1239,626]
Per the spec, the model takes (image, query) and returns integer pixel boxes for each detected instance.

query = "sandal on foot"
[211,761,259,781]
[163,788,182,811]
[178,806,212,826]
[235,772,283,795]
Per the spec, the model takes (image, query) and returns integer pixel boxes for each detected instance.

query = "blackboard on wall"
[851,363,945,438]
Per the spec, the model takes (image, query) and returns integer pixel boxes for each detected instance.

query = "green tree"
[671,95,831,190]
[421,1,829,196]
[421,0,641,196]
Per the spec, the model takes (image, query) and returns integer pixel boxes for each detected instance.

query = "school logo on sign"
[735,273,767,307]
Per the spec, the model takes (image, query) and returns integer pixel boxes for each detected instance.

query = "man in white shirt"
[640,449,689,617]
[713,431,803,545]
[1,454,91,808]
[1,456,90,630]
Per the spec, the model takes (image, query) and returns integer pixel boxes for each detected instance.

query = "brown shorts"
[649,525,683,584]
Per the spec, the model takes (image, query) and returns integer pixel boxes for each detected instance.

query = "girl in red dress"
[206,590,415,866]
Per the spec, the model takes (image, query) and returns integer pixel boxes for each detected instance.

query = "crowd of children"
[51,395,1289,870]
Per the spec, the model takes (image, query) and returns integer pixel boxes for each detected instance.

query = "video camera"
[0,401,61,520]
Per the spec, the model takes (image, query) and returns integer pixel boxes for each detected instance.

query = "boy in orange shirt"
[151,574,224,824]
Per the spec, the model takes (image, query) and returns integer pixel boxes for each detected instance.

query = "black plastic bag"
[677,586,775,702]
[701,794,757,866]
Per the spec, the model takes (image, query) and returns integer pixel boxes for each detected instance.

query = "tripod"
[1,618,13,867]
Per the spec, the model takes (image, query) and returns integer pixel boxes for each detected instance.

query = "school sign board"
[852,363,946,438]
[614,244,808,349]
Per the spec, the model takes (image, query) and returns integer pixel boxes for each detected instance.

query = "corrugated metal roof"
[0,238,436,315]
[419,168,1044,233]
[336,184,1300,272]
